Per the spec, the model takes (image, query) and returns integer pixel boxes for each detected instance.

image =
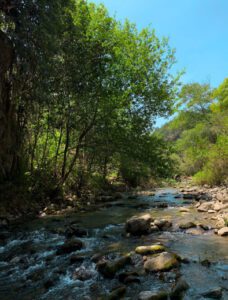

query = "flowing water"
[0,188,227,299]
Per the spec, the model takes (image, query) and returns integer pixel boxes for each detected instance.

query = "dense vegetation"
[0,0,178,198]
[1,0,227,206]
[160,79,228,186]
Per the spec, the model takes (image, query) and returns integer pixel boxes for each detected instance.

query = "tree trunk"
[0,30,19,181]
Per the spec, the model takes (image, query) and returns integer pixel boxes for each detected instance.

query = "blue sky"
[90,0,228,125]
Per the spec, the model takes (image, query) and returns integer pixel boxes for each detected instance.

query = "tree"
[0,0,73,181]
[161,80,228,185]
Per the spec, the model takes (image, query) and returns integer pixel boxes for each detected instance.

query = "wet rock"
[107,285,126,300]
[118,272,139,283]
[56,238,83,255]
[135,244,165,255]
[124,275,140,284]
[73,266,96,281]
[125,214,152,235]
[174,194,182,199]
[217,227,228,236]
[144,252,179,272]
[138,290,168,300]
[155,203,168,208]
[201,259,211,267]
[179,222,196,230]
[183,193,196,199]
[65,225,88,238]
[202,287,223,299]
[153,219,172,230]
[199,223,210,230]
[130,253,144,267]
[180,257,190,264]
[170,278,189,300]
[199,194,212,201]
[97,255,131,278]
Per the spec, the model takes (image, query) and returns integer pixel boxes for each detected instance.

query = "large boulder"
[56,238,83,255]
[138,290,168,300]
[125,214,152,235]
[144,252,179,272]
[217,227,228,236]
[135,244,165,255]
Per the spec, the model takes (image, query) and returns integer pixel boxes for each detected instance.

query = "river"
[0,188,227,299]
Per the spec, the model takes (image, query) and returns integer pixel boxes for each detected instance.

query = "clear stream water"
[0,188,227,299]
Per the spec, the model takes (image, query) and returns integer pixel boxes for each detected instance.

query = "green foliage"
[193,135,228,185]
[161,79,228,186]
[0,0,178,193]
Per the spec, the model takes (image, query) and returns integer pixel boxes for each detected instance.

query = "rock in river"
[125,214,152,235]
[179,222,196,230]
[138,290,168,300]
[144,252,179,272]
[217,227,228,236]
[202,287,223,299]
[108,286,126,300]
[135,244,165,255]
[73,266,96,281]
[170,278,189,300]
[153,219,172,230]
[97,255,131,278]
[65,225,88,238]
[56,238,83,255]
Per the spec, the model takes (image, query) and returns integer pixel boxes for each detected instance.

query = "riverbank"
[0,180,227,229]
[176,183,228,234]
